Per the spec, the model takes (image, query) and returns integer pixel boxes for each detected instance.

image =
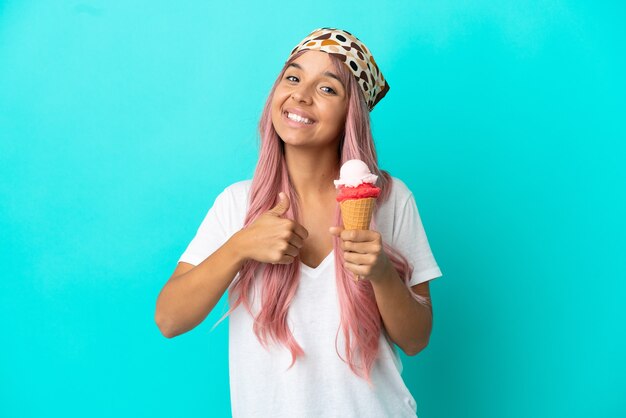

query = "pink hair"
[214,50,431,386]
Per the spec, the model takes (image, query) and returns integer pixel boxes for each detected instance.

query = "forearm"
[155,232,247,338]
[370,264,432,355]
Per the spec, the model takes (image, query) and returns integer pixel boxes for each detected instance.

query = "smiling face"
[271,50,349,149]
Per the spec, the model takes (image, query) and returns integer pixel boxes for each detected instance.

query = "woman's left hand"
[329,226,391,283]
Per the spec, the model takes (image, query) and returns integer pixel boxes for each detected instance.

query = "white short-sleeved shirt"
[178,177,443,418]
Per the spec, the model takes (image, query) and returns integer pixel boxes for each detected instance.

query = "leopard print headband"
[287,27,390,111]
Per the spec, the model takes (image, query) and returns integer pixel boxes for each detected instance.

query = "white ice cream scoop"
[333,159,379,188]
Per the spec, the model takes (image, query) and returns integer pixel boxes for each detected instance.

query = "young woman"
[155,27,443,417]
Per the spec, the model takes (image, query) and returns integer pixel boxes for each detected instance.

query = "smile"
[284,111,315,125]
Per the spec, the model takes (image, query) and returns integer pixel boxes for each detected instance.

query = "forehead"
[290,50,334,72]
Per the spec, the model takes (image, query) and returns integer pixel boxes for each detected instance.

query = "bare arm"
[154,231,247,338]
[371,267,433,356]
[155,192,308,339]
[329,226,434,356]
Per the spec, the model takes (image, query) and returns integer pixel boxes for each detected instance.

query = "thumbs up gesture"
[267,191,291,217]
[235,192,309,265]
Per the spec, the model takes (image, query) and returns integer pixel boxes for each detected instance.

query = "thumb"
[268,192,290,216]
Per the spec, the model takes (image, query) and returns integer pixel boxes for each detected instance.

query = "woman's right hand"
[235,192,309,265]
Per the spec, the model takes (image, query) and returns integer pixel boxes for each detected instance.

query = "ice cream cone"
[340,197,376,230]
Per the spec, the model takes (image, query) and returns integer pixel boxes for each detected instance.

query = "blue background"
[1,1,624,417]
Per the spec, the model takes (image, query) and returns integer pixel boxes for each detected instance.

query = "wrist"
[370,259,397,287]
[227,229,249,267]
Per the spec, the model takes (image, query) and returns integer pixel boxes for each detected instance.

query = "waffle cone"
[339,197,376,230]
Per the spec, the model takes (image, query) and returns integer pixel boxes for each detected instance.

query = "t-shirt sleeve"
[177,186,235,267]
[392,192,443,286]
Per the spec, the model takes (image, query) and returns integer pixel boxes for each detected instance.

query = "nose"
[291,83,313,104]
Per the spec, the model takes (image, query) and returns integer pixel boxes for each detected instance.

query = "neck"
[284,143,340,203]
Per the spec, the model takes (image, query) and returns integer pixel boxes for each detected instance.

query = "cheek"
[270,96,280,113]
[271,104,280,120]
[271,92,290,117]
[271,99,285,123]
[271,112,283,135]
[330,111,347,132]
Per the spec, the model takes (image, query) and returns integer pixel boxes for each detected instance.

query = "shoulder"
[381,176,414,213]
[216,179,253,211]
[388,176,413,201]
[223,179,253,198]
[375,175,415,229]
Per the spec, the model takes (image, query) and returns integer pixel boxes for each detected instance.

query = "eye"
[284,75,337,95]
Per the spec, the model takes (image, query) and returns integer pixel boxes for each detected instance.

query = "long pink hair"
[215,50,431,386]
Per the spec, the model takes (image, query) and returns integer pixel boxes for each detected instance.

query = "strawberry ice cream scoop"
[334,159,381,202]
[335,182,381,202]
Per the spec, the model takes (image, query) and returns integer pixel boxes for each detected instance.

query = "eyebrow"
[287,63,345,89]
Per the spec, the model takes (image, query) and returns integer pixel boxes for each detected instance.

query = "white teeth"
[287,112,313,124]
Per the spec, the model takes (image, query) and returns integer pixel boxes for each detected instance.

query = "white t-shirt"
[178,177,443,418]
